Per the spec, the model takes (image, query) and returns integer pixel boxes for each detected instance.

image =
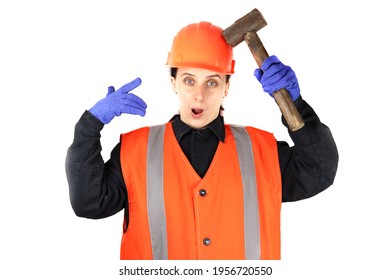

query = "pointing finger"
[118,77,142,93]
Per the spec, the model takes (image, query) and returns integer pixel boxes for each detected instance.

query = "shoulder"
[226,124,275,139]
[121,126,149,140]
[120,123,168,143]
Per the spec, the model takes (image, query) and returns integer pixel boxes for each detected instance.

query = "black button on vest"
[203,237,211,246]
[199,189,207,197]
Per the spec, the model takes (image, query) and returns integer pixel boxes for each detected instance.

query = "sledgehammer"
[223,9,304,131]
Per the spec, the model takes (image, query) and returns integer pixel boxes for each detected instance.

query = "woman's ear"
[170,77,177,93]
[224,81,230,97]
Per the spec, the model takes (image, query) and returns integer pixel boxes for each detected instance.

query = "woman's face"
[171,67,230,129]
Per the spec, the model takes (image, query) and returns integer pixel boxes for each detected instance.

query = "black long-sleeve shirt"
[65,97,339,224]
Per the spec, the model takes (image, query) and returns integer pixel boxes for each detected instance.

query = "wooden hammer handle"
[244,31,304,131]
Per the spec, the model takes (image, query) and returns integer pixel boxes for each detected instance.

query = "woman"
[65,21,338,260]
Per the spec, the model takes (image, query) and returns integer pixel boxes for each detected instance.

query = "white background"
[1,0,389,279]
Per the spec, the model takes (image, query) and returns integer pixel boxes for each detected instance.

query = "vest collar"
[170,114,225,142]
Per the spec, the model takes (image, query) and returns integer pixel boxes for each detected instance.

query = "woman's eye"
[207,80,217,87]
[184,78,194,86]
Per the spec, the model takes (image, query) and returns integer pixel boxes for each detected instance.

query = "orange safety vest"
[120,122,282,260]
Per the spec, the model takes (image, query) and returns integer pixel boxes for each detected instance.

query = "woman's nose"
[194,87,204,101]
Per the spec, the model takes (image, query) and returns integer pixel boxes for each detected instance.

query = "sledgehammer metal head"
[222,9,267,47]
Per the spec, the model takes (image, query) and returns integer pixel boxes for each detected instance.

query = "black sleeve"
[277,96,339,202]
[65,110,127,219]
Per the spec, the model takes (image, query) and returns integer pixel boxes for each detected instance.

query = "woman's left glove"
[88,77,147,124]
[254,55,300,101]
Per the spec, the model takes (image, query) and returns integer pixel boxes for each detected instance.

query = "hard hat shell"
[166,22,235,74]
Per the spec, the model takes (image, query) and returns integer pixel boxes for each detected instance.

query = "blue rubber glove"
[254,55,300,101]
[89,77,147,124]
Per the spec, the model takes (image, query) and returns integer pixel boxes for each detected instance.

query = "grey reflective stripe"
[147,125,168,259]
[230,126,261,260]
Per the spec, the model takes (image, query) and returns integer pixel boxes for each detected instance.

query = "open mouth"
[191,108,204,118]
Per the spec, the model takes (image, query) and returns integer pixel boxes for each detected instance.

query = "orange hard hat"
[166,22,235,74]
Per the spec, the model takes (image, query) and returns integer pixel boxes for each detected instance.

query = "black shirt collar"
[171,114,225,142]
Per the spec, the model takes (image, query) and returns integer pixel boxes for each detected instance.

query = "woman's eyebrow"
[206,74,222,80]
[181,72,195,77]
[180,73,222,80]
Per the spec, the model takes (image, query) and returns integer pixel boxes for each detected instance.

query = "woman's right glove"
[88,77,147,124]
